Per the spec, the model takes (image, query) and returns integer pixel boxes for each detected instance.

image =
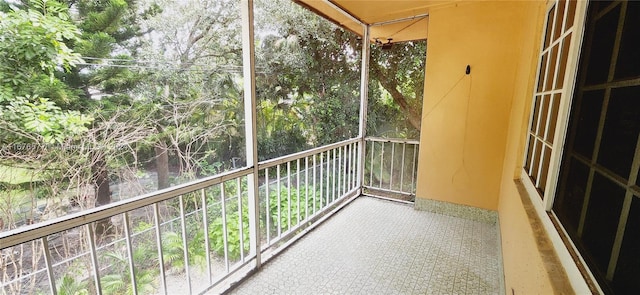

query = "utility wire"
[82,56,244,69]
[76,62,245,72]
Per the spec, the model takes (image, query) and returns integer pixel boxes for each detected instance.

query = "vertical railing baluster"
[346,145,351,191]
[276,165,282,237]
[42,238,57,295]
[313,154,317,214]
[400,143,406,193]
[343,145,347,195]
[369,141,374,186]
[153,203,167,295]
[237,178,245,262]
[412,145,418,193]
[220,184,230,272]
[265,168,270,244]
[348,143,352,189]
[353,142,358,189]
[287,161,292,231]
[86,225,103,295]
[379,142,385,188]
[332,148,337,202]
[390,142,395,190]
[296,158,301,225]
[123,213,138,295]
[305,156,309,220]
[326,150,331,205]
[178,195,193,294]
[201,189,212,283]
[338,146,342,197]
[319,153,324,210]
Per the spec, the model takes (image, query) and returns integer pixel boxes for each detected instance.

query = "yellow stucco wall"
[494,1,557,293]
[416,1,559,293]
[416,1,543,211]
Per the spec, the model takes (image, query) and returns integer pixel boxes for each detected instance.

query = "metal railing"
[0,139,361,295]
[258,139,360,253]
[364,137,420,198]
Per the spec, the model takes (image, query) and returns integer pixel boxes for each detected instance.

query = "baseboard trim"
[414,198,498,224]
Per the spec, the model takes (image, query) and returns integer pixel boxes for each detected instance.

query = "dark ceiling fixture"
[374,38,393,50]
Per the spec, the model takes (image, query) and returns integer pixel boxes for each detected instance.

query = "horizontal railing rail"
[0,167,253,249]
[365,137,420,145]
[258,138,359,170]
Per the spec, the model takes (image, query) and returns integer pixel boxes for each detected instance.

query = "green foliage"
[0,188,30,226]
[1,95,92,143]
[161,229,207,271]
[256,99,310,161]
[56,274,89,295]
[0,0,82,99]
[254,0,362,158]
[101,247,158,295]
[205,179,250,260]
[209,198,250,260]
[368,41,426,138]
[268,185,320,232]
[0,0,92,145]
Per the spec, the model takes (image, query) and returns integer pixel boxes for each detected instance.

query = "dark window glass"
[554,2,640,292]
[572,90,604,159]
[554,158,590,233]
[594,1,617,16]
[614,3,640,80]
[585,5,619,85]
[612,196,640,293]
[581,173,626,272]
[597,86,640,178]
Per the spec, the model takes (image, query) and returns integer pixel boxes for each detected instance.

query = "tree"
[62,0,152,214]
[254,0,361,158]
[369,41,426,135]
[0,0,91,144]
[132,0,244,187]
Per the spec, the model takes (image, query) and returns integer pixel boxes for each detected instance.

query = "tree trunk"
[156,142,170,190]
[92,153,111,235]
[371,61,422,131]
[379,80,422,131]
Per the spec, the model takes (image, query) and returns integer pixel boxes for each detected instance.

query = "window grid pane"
[524,0,578,196]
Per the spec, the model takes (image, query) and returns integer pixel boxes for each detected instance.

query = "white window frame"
[520,1,603,293]
[522,0,585,212]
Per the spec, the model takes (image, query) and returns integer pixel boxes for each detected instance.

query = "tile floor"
[227,197,502,294]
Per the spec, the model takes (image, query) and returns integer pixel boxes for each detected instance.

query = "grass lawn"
[0,164,46,185]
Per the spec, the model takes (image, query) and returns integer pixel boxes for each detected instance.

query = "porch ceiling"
[295,0,455,42]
